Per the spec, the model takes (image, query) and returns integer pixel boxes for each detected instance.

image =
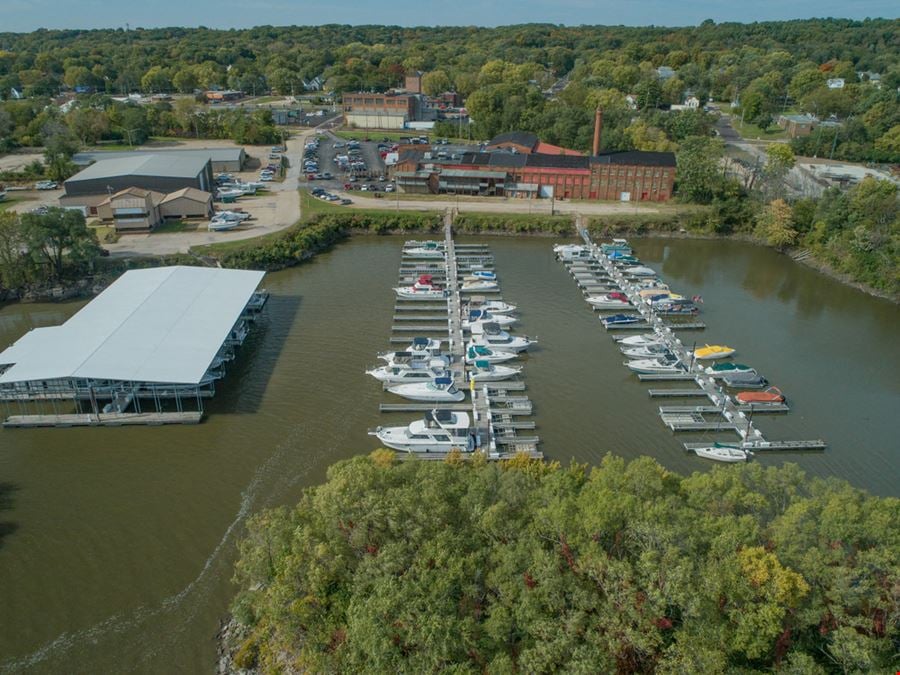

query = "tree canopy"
[228,451,899,673]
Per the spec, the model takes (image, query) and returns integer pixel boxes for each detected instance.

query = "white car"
[35,180,58,190]
[384,184,395,193]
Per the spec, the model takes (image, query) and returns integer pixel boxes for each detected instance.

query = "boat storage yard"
[368,215,542,459]
[556,230,826,462]
[0,266,268,427]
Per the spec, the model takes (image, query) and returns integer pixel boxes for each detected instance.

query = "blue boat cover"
[412,337,429,346]
[435,377,452,385]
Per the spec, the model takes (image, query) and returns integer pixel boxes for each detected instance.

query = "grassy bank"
[454,212,574,235]
[586,206,714,236]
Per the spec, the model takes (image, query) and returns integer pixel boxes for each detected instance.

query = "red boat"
[736,387,785,404]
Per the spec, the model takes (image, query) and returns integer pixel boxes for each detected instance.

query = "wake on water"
[2,423,334,673]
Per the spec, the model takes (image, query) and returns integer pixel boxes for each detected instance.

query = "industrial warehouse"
[391,111,676,202]
[0,266,268,428]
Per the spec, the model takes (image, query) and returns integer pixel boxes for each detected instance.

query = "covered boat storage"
[0,266,267,427]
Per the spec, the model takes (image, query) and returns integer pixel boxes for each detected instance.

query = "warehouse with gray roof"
[73,147,246,173]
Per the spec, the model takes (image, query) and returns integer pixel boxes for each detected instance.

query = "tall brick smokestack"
[592,108,604,156]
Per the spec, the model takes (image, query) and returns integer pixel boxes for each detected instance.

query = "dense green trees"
[0,20,895,161]
[0,208,101,297]
[228,452,899,673]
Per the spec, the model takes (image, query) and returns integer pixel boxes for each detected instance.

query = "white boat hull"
[367,367,446,384]
[471,337,532,353]
[463,315,516,329]
[386,384,465,402]
[587,298,631,310]
[692,446,749,463]
[468,365,521,382]
[460,281,498,292]
[394,288,446,300]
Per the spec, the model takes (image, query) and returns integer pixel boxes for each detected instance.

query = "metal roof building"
[63,154,214,198]
[73,147,246,173]
[0,266,268,427]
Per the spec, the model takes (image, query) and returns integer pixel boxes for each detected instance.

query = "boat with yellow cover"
[693,344,736,360]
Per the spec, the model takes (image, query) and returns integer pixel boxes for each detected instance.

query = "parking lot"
[300,132,392,200]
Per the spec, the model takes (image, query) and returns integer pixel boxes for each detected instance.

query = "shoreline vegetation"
[1,206,896,306]
[220,451,899,673]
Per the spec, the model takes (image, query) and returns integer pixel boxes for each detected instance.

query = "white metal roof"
[66,154,210,182]
[0,266,264,385]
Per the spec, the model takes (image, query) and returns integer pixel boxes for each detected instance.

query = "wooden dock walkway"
[3,411,202,428]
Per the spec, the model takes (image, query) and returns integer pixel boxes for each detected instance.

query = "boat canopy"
[434,377,452,385]
[418,274,433,284]
[469,309,484,319]
[474,360,491,369]
[469,345,491,356]
[412,337,430,346]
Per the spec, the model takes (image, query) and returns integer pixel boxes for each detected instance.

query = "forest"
[227,451,899,673]
[0,19,898,162]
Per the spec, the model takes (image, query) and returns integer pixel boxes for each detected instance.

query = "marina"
[369,215,541,459]
[556,234,827,461]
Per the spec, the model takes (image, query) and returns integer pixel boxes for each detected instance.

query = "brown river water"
[0,235,897,673]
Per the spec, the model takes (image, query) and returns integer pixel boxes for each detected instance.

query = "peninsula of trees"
[227,452,899,673]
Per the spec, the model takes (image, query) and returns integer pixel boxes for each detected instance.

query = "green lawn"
[153,219,202,233]
[0,196,33,212]
[250,96,285,104]
[732,119,789,141]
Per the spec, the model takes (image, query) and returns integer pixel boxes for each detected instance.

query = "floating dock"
[556,233,826,456]
[374,214,541,461]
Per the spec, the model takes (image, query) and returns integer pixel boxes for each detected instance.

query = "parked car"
[35,180,58,190]
[384,184,395,193]
[343,183,353,190]
[340,198,352,205]
[321,172,333,180]
[378,175,386,182]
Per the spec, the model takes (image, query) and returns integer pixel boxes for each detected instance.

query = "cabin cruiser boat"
[465,298,516,314]
[465,270,496,281]
[554,244,592,261]
[394,275,447,300]
[620,343,673,358]
[692,443,751,463]
[638,287,673,299]
[586,292,631,310]
[404,242,445,258]
[735,387,785,404]
[608,253,640,264]
[694,345,736,360]
[366,362,450,384]
[378,337,442,361]
[600,239,632,255]
[617,333,666,348]
[378,351,451,370]
[720,371,768,389]
[387,377,465,402]
[469,323,535,353]
[625,355,686,374]
[653,298,699,315]
[462,309,516,329]
[371,409,476,453]
[467,359,522,382]
[623,265,657,277]
[601,313,643,328]
[465,344,519,364]
[460,278,498,292]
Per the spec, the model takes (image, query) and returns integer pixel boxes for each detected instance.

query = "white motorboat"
[465,298,517,314]
[378,337,442,360]
[366,363,450,384]
[625,355,686,374]
[404,243,445,258]
[370,409,476,453]
[462,309,516,329]
[465,343,519,364]
[387,377,465,402]
[621,344,673,358]
[208,219,239,232]
[554,244,592,261]
[216,188,243,199]
[617,333,666,348]
[394,274,447,300]
[586,292,632,310]
[466,270,496,281]
[460,279,498,292]
[692,443,751,463]
[379,351,451,370]
[623,265,657,277]
[467,360,522,382]
[469,323,535,353]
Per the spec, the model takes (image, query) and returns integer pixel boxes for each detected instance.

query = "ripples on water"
[0,235,896,672]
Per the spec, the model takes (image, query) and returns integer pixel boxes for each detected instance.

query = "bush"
[453,213,574,235]
[587,207,713,236]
